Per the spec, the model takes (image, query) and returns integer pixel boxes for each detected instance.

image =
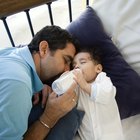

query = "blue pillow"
[46,108,84,140]
[67,6,140,119]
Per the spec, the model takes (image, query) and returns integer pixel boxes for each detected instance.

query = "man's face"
[40,43,76,82]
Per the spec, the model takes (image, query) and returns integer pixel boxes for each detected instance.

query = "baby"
[72,46,124,140]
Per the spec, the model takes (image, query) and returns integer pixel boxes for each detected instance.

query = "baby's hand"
[73,69,86,88]
[33,84,52,108]
[73,69,91,95]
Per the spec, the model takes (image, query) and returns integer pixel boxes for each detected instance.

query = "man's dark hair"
[28,25,79,53]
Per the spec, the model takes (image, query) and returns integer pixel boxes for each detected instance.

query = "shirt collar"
[18,45,43,93]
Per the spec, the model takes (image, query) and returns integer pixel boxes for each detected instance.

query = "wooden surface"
[0,0,56,18]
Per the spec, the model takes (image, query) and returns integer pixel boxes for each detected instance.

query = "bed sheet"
[122,114,140,140]
[92,0,140,139]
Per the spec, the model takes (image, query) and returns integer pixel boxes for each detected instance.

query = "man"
[0,25,79,140]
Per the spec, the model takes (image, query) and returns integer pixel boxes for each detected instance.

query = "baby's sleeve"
[90,72,116,104]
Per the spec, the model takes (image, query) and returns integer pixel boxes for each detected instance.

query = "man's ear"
[96,64,103,73]
[39,41,49,58]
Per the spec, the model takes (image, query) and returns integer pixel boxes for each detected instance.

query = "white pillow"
[92,0,140,75]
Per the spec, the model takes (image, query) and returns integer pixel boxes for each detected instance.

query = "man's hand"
[40,82,78,128]
[24,82,78,140]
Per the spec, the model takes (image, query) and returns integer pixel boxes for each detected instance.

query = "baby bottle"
[52,70,75,96]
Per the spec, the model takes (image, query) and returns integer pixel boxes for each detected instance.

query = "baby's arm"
[90,72,116,104]
[73,70,116,104]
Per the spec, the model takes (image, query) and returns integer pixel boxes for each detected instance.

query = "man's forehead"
[63,43,76,57]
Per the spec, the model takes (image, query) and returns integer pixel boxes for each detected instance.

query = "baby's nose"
[74,64,79,69]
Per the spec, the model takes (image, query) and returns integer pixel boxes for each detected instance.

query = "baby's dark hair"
[79,45,102,65]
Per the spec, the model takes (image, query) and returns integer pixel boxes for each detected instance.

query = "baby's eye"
[80,61,86,64]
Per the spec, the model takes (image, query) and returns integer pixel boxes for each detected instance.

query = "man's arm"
[24,119,51,140]
[24,83,78,140]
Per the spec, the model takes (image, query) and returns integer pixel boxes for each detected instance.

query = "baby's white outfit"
[75,72,124,140]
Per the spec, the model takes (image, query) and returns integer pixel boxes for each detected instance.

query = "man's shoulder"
[0,55,32,87]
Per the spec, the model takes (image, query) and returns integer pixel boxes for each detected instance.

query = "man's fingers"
[41,84,53,108]
[33,93,40,105]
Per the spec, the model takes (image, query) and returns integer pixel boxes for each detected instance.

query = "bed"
[0,0,140,140]
[92,1,140,139]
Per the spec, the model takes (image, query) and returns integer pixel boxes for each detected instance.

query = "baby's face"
[73,52,101,82]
